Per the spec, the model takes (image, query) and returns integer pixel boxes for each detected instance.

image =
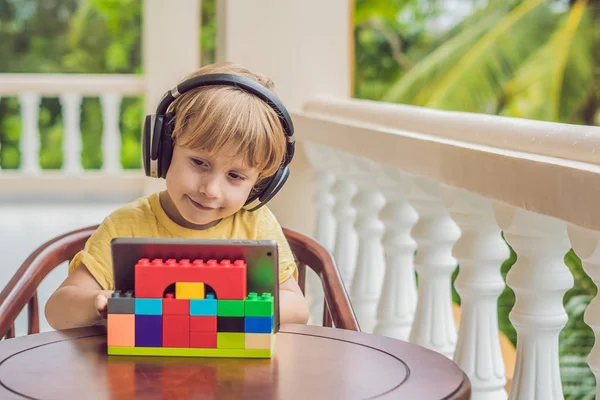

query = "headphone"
[142,73,295,212]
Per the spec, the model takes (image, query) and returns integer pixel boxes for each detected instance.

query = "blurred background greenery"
[0,0,599,397]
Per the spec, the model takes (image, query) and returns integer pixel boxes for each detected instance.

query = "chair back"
[0,226,359,339]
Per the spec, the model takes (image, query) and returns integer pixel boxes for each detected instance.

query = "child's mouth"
[188,196,216,211]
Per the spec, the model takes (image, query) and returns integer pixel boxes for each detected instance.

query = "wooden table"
[0,324,470,399]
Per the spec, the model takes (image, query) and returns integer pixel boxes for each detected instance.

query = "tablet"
[110,237,280,332]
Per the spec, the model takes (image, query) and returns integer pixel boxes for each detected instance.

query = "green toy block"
[217,300,244,316]
[107,346,271,358]
[217,332,245,349]
[244,292,274,317]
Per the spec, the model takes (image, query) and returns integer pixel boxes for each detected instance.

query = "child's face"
[165,145,260,227]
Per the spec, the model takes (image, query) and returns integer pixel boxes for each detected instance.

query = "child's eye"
[229,172,245,181]
[191,158,206,167]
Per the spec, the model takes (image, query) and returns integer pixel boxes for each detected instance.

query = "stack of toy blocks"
[107,257,276,358]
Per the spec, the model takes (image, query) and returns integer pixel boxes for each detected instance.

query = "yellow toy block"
[175,282,205,299]
[244,333,273,350]
[107,314,135,347]
[107,346,271,358]
[217,332,245,349]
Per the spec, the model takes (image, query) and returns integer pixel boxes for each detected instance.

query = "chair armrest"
[0,225,97,338]
[283,228,360,331]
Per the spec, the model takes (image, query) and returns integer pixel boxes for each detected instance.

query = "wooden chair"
[0,225,360,339]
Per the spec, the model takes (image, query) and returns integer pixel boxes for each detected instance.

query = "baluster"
[332,175,358,285]
[59,94,83,174]
[18,93,41,174]
[349,157,386,333]
[443,187,509,399]
[374,168,418,340]
[567,224,600,399]
[494,203,573,400]
[303,143,338,325]
[100,93,123,173]
[408,178,460,358]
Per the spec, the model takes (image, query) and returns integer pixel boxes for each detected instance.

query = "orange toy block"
[244,333,273,350]
[163,315,190,348]
[107,314,135,347]
[190,331,217,348]
[135,258,246,299]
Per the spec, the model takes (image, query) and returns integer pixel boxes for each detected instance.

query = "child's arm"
[45,264,113,330]
[278,276,309,325]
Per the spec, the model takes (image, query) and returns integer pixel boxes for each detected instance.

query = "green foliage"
[357,1,599,397]
[0,0,216,170]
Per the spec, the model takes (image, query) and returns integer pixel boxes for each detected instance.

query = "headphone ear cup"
[157,115,175,178]
[142,115,153,177]
[244,166,290,212]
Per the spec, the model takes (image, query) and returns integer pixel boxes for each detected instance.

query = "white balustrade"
[443,187,509,400]
[374,167,418,340]
[1,75,142,177]
[408,178,461,358]
[494,203,574,400]
[567,225,600,399]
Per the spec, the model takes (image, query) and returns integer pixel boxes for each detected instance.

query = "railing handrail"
[293,100,600,232]
[0,73,145,96]
[302,95,600,166]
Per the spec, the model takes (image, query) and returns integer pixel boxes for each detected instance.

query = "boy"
[45,62,309,329]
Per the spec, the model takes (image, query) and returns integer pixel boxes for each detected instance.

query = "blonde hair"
[168,62,287,181]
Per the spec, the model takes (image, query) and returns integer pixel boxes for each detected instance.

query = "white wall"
[216,0,352,236]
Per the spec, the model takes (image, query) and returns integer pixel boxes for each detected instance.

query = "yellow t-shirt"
[68,192,297,290]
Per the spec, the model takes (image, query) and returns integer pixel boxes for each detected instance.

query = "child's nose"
[200,176,221,199]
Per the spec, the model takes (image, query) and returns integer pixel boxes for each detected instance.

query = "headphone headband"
[143,72,295,212]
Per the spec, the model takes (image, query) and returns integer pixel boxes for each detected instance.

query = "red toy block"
[135,258,246,300]
[190,316,217,332]
[163,293,190,315]
[163,315,190,348]
[190,331,217,348]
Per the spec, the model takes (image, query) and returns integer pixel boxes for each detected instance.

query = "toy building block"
[163,293,189,315]
[244,333,273,350]
[176,282,205,299]
[244,316,274,333]
[135,258,246,299]
[190,294,217,316]
[217,317,244,332]
[108,290,135,314]
[108,346,271,358]
[135,298,162,315]
[244,292,273,317]
[190,316,217,332]
[217,299,244,317]
[217,333,245,349]
[135,315,162,347]
[107,314,135,347]
[163,315,190,348]
[190,332,217,348]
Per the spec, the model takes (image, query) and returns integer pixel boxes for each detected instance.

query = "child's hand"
[94,290,114,319]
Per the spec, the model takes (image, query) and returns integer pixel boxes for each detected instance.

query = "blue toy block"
[244,316,273,333]
[135,315,162,347]
[190,294,217,316]
[135,298,162,315]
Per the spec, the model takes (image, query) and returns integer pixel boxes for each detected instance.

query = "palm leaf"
[501,0,596,123]
[384,0,559,113]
